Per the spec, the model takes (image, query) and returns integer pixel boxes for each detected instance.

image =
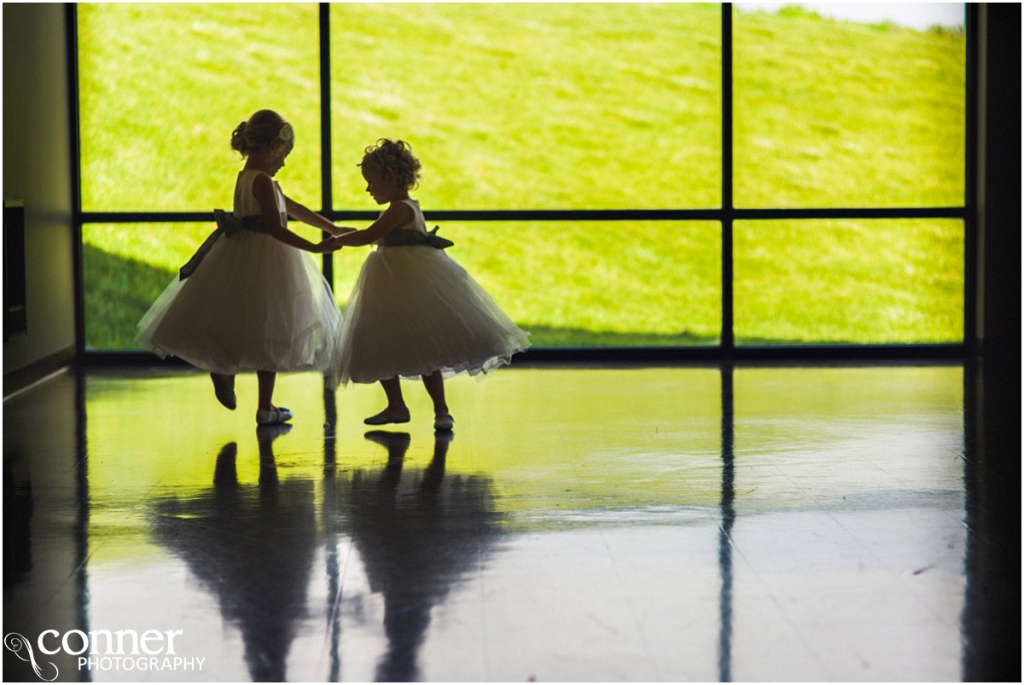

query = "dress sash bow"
[379,225,454,249]
[178,210,282,280]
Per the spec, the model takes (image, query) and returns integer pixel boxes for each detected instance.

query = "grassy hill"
[78,4,965,349]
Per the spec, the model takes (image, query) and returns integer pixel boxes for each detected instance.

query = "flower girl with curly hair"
[327,139,529,431]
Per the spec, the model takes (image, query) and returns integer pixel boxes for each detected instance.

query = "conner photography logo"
[4,629,205,681]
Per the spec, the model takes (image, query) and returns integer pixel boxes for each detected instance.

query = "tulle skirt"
[138,231,341,375]
[328,245,530,387]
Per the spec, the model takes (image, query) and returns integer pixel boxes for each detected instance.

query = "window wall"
[75,4,968,354]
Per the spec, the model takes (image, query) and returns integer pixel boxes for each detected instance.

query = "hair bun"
[230,111,288,158]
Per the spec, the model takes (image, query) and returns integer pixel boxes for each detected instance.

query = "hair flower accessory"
[277,122,295,145]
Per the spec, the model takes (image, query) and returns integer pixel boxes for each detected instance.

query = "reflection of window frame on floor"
[69,4,975,362]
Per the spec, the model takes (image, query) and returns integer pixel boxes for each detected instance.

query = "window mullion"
[721,3,734,353]
[319,2,334,288]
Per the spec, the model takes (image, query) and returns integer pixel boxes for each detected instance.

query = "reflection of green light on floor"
[85,367,725,513]
[85,365,962,532]
[15,363,971,682]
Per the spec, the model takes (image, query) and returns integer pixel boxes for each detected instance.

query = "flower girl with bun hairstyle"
[327,139,530,431]
[138,109,348,425]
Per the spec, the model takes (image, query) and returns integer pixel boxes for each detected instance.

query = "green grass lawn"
[77,4,966,350]
[327,3,722,210]
[733,6,965,208]
[734,219,964,343]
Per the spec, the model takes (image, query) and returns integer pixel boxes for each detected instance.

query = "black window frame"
[68,3,974,365]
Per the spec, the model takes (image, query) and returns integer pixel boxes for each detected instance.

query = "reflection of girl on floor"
[345,431,503,681]
[151,426,316,681]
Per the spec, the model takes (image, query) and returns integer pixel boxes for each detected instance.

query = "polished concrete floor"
[3,363,1019,682]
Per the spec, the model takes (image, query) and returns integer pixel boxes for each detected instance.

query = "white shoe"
[257,406,293,425]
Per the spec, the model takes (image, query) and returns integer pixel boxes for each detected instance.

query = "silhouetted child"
[327,139,529,431]
[138,110,347,424]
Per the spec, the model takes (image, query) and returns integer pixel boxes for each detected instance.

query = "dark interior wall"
[961,7,1021,681]
[977,4,1022,365]
[2,4,76,387]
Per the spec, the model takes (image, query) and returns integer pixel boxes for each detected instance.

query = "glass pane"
[330,4,721,211]
[83,220,326,350]
[78,4,321,212]
[733,5,966,207]
[734,219,965,344]
[333,221,722,347]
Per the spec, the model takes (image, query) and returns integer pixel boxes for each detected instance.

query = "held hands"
[318,228,358,250]
[313,236,342,253]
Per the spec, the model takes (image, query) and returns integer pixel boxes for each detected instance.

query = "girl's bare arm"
[254,174,338,253]
[283,195,355,236]
[328,202,413,247]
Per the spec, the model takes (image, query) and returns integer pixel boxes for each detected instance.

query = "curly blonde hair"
[230,110,294,157]
[359,139,421,190]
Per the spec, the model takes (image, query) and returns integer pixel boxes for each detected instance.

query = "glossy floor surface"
[3,364,1019,682]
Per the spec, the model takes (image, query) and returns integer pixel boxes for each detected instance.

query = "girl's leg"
[256,370,293,424]
[423,370,453,430]
[381,376,407,411]
[422,370,449,415]
[364,377,411,425]
[257,370,276,412]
